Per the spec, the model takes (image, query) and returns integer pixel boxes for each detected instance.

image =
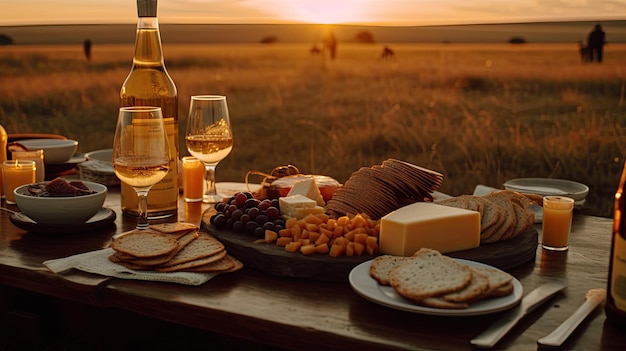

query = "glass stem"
[136,189,150,230]
[203,163,222,203]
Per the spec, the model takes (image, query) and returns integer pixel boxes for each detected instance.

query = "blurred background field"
[1,42,625,217]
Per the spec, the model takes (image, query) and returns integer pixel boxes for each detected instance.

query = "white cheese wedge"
[379,202,480,256]
[279,194,318,219]
[287,178,325,206]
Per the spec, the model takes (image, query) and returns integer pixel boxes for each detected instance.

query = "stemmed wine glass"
[185,95,233,203]
[113,106,171,229]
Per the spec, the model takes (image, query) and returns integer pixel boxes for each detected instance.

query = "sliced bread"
[389,249,472,301]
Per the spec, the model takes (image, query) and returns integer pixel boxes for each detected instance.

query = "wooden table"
[1,189,625,350]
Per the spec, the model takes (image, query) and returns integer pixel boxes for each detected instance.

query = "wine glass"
[185,95,233,203]
[113,106,171,230]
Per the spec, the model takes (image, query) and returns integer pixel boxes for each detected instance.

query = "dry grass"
[1,43,625,217]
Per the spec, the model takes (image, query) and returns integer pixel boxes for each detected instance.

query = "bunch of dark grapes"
[210,191,285,238]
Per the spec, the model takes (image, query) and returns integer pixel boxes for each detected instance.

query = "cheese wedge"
[287,178,325,206]
[279,194,321,219]
[379,202,480,256]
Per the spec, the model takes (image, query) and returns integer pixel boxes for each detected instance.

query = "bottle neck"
[132,17,164,66]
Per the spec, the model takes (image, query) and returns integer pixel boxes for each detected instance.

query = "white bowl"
[503,178,589,202]
[14,181,107,224]
[18,139,78,164]
[86,149,113,163]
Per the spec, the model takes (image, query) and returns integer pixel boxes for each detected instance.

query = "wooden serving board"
[201,217,538,282]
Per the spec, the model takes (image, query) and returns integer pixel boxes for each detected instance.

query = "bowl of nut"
[14,178,107,224]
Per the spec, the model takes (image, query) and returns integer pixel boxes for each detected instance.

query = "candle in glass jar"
[12,149,45,182]
[182,156,204,202]
[541,196,575,251]
[2,160,36,204]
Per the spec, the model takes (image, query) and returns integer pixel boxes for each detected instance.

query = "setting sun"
[275,0,375,24]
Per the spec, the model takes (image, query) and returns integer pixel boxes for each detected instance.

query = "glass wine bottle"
[120,0,179,218]
[606,161,626,328]
[0,123,7,198]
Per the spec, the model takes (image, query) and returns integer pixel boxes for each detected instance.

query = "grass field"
[1,42,625,217]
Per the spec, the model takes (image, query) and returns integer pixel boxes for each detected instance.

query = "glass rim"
[191,95,226,101]
[119,106,162,112]
[543,195,575,203]
[3,159,36,166]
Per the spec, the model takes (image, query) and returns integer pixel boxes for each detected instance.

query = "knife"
[470,281,567,348]
[537,288,606,347]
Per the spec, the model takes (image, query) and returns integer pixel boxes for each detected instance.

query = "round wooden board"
[201,217,537,282]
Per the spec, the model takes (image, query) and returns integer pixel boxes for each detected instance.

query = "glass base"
[203,193,225,204]
[542,244,569,251]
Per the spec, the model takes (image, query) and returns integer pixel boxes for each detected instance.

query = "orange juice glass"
[182,156,204,202]
[2,160,36,204]
[542,196,575,251]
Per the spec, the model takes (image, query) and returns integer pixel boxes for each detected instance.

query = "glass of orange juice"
[182,156,204,202]
[541,196,575,251]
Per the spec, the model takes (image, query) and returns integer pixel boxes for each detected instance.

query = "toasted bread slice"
[389,249,472,301]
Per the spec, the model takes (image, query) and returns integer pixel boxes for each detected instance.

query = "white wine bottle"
[607,162,626,328]
[120,0,178,218]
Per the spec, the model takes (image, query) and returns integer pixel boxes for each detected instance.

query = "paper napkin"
[44,248,217,286]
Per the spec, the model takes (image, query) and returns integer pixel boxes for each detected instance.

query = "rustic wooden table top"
[1,189,625,350]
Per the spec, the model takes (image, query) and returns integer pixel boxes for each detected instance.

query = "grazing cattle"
[310,45,322,55]
[380,46,395,60]
[578,42,590,63]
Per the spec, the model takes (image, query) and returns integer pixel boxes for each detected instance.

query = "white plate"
[503,178,589,201]
[216,182,261,197]
[349,259,523,316]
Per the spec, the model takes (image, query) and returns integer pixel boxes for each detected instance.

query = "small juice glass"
[541,196,575,251]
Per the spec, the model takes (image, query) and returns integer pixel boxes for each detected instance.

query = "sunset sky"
[0,0,624,26]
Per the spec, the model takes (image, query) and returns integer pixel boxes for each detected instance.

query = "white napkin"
[43,248,217,286]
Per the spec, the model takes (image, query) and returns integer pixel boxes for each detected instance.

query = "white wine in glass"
[185,95,233,203]
[113,106,171,229]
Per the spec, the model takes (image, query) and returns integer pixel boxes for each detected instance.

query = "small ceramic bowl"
[14,181,107,224]
[18,139,78,164]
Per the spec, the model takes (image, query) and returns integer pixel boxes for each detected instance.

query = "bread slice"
[472,266,514,296]
[149,222,199,237]
[185,254,242,273]
[119,231,200,267]
[110,229,179,258]
[389,249,472,301]
[155,250,227,273]
[158,233,225,268]
[440,267,490,303]
[369,255,410,286]
[419,297,469,309]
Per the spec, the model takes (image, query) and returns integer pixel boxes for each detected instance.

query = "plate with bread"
[349,248,523,316]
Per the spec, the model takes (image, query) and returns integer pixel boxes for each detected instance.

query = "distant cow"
[380,46,395,60]
[310,45,322,55]
[578,41,590,63]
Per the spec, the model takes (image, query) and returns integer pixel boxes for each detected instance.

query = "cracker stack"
[109,222,242,273]
[326,159,444,219]
[369,248,514,309]
[437,190,537,243]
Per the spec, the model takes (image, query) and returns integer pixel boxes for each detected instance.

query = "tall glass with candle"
[2,160,36,204]
[541,196,575,251]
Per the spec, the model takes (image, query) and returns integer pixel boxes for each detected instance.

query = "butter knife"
[471,281,567,348]
[537,288,606,347]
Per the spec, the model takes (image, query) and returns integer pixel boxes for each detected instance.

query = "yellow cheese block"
[279,194,317,219]
[379,202,480,256]
[287,178,325,206]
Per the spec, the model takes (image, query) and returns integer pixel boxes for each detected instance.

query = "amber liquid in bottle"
[606,162,626,328]
[120,0,178,218]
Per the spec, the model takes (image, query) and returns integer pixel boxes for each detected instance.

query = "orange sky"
[0,0,624,26]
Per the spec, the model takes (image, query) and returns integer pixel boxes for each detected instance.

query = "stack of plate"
[79,149,120,187]
[503,178,589,206]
